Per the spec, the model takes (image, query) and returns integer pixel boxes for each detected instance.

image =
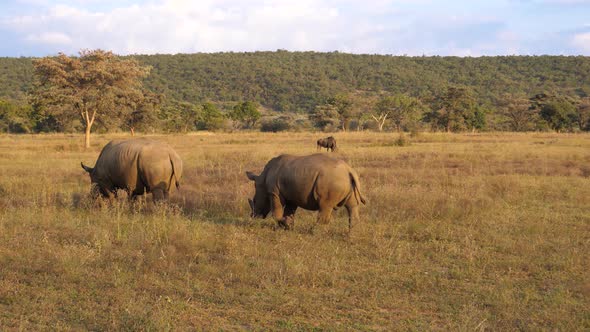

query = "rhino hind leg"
[307,204,333,235]
[152,188,166,202]
[345,203,360,233]
[316,202,334,225]
[130,186,145,201]
[149,180,171,202]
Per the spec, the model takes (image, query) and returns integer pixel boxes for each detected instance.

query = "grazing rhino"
[81,138,182,201]
[246,153,366,231]
[317,136,337,152]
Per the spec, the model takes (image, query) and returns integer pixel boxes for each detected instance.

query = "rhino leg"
[308,204,333,234]
[279,204,297,230]
[99,186,116,201]
[130,186,145,201]
[284,204,297,218]
[316,202,334,225]
[345,203,360,233]
[270,193,284,219]
[152,188,166,202]
[271,194,299,231]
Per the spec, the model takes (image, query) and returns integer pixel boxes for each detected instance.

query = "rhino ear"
[246,171,258,181]
[81,162,93,173]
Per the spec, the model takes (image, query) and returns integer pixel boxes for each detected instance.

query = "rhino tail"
[169,153,183,190]
[349,169,366,205]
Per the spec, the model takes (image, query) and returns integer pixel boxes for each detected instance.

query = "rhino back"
[275,154,353,210]
[94,140,147,190]
[94,139,178,192]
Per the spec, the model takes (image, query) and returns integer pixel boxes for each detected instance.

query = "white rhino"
[246,153,366,231]
[81,138,182,201]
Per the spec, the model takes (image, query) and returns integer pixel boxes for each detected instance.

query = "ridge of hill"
[2,52,589,112]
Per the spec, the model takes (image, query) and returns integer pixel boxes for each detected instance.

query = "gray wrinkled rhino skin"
[246,153,366,231]
[81,138,182,201]
[317,136,337,152]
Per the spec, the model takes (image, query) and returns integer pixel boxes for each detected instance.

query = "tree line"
[1,50,589,143]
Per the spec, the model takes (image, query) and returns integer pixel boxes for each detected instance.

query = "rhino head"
[246,171,271,218]
[81,162,108,198]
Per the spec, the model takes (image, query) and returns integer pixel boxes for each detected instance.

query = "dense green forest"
[1,51,590,133]
[136,52,590,111]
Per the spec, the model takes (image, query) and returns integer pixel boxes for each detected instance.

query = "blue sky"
[1,0,589,57]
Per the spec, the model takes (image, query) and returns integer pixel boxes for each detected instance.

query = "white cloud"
[4,0,387,55]
[572,32,590,52]
[25,31,72,45]
[2,0,583,56]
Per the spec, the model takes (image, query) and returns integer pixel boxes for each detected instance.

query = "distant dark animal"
[81,138,182,201]
[316,136,337,152]
[246,153,366,231]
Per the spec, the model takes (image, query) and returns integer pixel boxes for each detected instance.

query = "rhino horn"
[246,171,258,181]
[81,162,94,173]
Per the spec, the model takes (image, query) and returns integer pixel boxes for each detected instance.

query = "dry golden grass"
[0,131,589,330]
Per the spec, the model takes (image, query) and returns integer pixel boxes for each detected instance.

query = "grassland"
[0,132,588,330]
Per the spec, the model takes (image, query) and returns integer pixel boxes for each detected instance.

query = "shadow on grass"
[69,188,276,231]
[58,189,355,240]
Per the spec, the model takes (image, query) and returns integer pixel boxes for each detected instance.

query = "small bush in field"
[260,118,291,132]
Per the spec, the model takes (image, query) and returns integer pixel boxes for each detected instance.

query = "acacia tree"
[311,94,355,131]
[370,108,389,131]
[349,92,377,131]
[498,94,537,131]
[158,100,202,132]
[124,91,163,135]
[431,86,476,132]
[309,102,339,131]
[198,102,225,130]
[230,101,261,129]
[32,49,150,148]
[330,94,354,131]
[373,94,422,132]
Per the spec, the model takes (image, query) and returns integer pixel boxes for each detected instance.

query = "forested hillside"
[135,52,590,112]
[1,52,590,133]
[0,57,34,101]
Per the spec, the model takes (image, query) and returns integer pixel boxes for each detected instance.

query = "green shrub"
[260,117,292,132]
